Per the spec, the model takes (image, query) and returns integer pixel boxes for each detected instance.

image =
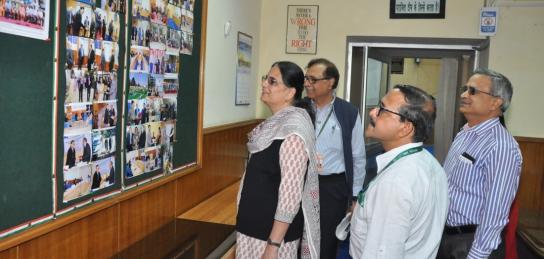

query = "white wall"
[255,0,544,137]
[488,5,544,138]
[203,0,261,127]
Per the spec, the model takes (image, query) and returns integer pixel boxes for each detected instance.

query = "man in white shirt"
[350,85,448,259]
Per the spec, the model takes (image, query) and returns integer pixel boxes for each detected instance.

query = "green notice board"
[0,5,55,233]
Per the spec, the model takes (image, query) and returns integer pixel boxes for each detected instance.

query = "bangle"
[267,238,281,248]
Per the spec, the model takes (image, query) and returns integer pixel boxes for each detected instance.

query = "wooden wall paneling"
[175,121,259,216]
[118,181,176,255]
[18,205,118,259]
[0,247,17,259]
[516,138,544,213]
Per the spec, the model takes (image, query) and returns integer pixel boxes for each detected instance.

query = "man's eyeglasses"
[461,85,496,97]
[262,75,281,86]
[377,104,415,124]
[304,75,330,84]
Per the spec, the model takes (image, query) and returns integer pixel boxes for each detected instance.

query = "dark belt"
[444,225,478,235]
[318,172,345,179]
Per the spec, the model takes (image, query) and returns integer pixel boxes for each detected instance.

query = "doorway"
[345,37,489,184]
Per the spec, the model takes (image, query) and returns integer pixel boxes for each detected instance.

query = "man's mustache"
[369,117,375,127]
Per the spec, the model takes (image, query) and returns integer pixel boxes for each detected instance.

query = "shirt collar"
[462,117,500,136]
[311,96,336,112]
[375,142,423,174]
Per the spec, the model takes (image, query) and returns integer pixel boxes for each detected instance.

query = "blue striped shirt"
[444,118,522,259]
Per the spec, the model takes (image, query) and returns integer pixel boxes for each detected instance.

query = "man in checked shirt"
[438,68,522,259]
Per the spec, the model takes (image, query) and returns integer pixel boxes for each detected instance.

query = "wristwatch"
[267,238,281,248]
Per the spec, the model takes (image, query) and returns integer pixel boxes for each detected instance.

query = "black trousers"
[437,227,505,259]
[319,173,350,259]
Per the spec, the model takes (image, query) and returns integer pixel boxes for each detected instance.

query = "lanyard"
[357,146,423,206]
[316,107,334,138]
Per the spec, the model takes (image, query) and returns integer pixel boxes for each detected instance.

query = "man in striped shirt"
[438,68,522,259]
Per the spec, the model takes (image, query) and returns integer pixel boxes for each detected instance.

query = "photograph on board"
[92,101,117,129]
[63,164,92,202]
[149,22,167,49]
[149,74,164,97]
[150,0,166,25]
[66,1,93,38]
[65,69,95,104]
[163,77,178,98]
[149,47,165,75]
[166,28,180,55]
[166,4,180,31]
[0,0,49,40]
[104,10,120,42]
[162,144,173,173]
[90,156,115,191]
[91,128,116,160]
[146,97,162,122]
[129,45,150,72]
[127,98,147,125]
[161,97,177,121]
[125,148,145,178]
[95,71,117,101]
[163,120,175,144]
[131,19,150,47]
[63,132,93,169]
[133,0,150,19]
[101,41,118,72]
[180,30,192,55]
[180,8,192,32]
[128,72,148,100]
[144,146,162,172]
[163,54,178,76]
[64,103,93,135]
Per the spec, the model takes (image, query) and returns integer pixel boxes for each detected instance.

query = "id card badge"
[316,152,324,172]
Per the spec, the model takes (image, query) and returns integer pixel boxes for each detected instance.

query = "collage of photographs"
[63,0,124,203]
[125,0,194,180]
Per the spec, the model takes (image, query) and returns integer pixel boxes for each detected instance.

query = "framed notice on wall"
[390,0,445,19]
[285,5,318,54]
[235,32,252,105]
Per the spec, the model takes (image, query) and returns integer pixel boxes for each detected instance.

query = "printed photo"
[149,74,164,97]
[164,54,178,75]
[132,0,150,19]
[163,77,178,97]
[101,0,121,13]
[65,69,96,104]
[149,48,165,74]
[92,8,106,40]
[92,101,117,129]
[150,0,166,25]
[104,10,120,42]
[63,132,93,169]
[166,28,180,55]
[101,41,119,72]
[161,97,177,121]
[63,164,92,202]
[146,97,162,122]
[125,148,145,177]
[180,30,192,55]
[183,0,194,12]
[67,36,90,70]
[127,98,147,125]
[126,124,145,151]
[64,103,93,135]
[131,19,150,47]
[92,128,116,160]
[91,156,115,191]
[140,121,162,148]
[162,144,173,173]
[180,8,192,32]
[168,0,180,7]
[128,72,149,99]
[149,22,167,49]
[166,4,181,30]
[0,0,48,40]
[66,1,93,38]
[163,120,175,144]
[95,71,117,101]
[129,45,150,72]
[144,146,162,172]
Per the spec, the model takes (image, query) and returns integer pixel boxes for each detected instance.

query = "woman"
[236,61,320,259]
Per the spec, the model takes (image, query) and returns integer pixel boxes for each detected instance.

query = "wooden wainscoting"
[516,136,544,213]
[0,119,260,258]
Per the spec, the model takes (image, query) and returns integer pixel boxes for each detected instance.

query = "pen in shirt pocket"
[460,152,476,164]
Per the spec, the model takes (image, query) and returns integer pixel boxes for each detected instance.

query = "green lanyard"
[357,146,423,206]
[317,107,334,138]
